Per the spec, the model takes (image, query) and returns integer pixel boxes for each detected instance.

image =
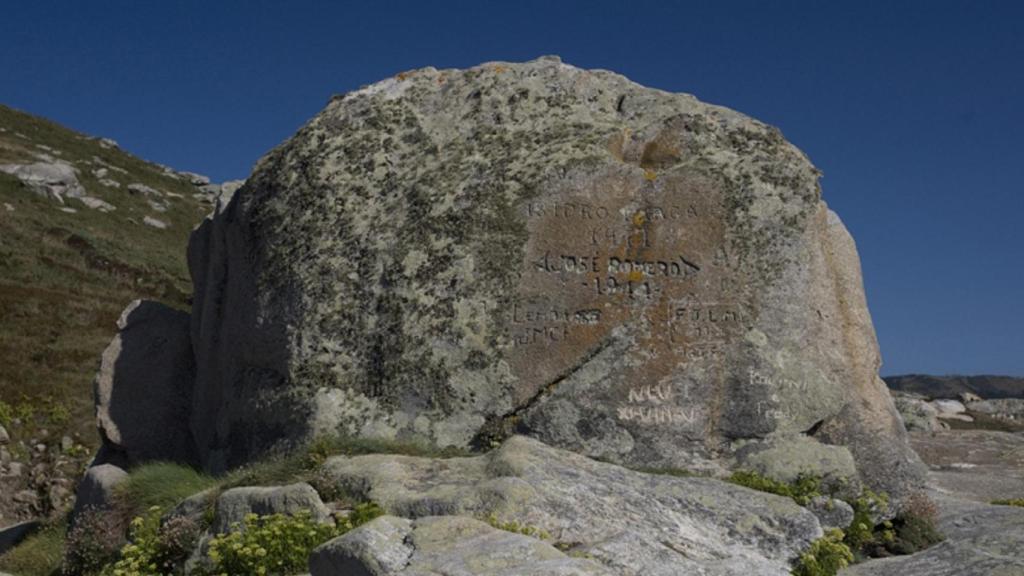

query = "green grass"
[0,520,66,576]
[991,498,1024,507]
[115,463,219,511]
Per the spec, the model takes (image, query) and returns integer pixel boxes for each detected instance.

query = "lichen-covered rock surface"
[310,515,612,576]
[184,56,925,498]
[320,435,821,576]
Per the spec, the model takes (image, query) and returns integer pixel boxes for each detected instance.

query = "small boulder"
[77,196,116,212]
[143,216,168,229]
[212,482,330,534]
[0,424,8,444]
[0,161,85,202]
[70,463,127,520]
[127,182,160,196]
[932,400,966,415]
[959,392,983,404]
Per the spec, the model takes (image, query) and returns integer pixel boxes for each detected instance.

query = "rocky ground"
[839,429,1024,575]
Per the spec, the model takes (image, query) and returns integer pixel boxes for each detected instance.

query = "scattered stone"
[34,443,46,453]
[184,58,925,500]
[93,300,196,466]
[58,207,77,214]
[6,462,23,477]
[179,171,211,186]
[98,178,121,188]
[163,488,217,526]
[77,196,116,212]
[0,424,8,444]
[92,167,109,179]
[98,138,118,149]
[0,520,41,555]
[12,490,37,504]
[147,199,168,212]
[323,435,821,575]
[2,203,12,211]
[143,216,168,229]
[0,161,85,202]
[310,515,611,576]
[959,391,983,404]
[806,496,855,531]
[127,182,160,196]
[211,483,330,534]
[60,436,73,452]
[932,400,966,415]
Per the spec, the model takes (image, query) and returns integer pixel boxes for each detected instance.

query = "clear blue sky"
[2,1,1021,376]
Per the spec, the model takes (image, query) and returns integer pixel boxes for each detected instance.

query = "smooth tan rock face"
[186,57,924,498]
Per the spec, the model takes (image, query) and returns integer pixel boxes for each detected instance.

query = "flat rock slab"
[310,515,609,576]
[322,435,821,576]
[909,430,1024,503]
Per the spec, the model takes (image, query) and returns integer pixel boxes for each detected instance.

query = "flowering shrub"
[65,506,129,575]
[101,506,200,576]
[201,503,383,576]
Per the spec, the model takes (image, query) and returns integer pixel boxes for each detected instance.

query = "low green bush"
[791,529,854,576]
[727,470,821,506]
[991,498,1024,507]
[201,505,382,576]
[846,491,942,559]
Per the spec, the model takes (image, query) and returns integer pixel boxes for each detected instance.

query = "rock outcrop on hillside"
[174,57,926,500]
[885,374,1024,400]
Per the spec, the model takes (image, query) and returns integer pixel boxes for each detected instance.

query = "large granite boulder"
[319,435,821,576]
[180,57,924,498]
[93,300,197,467]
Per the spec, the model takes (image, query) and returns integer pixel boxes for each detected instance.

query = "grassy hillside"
[0,103,211,451]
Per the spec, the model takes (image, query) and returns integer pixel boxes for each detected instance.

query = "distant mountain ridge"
[884,374,1024,399]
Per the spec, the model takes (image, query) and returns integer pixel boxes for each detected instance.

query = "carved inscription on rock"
[506,167,749,425]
